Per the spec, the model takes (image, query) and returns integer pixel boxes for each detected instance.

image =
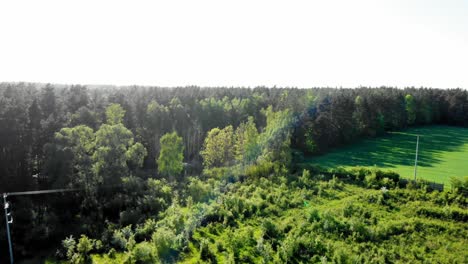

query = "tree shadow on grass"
[307,126,468,169]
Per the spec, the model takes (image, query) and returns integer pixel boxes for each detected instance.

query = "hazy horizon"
[1,0,467,88]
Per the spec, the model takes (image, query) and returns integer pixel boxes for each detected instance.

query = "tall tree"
[157,132,184,179]
[53,125,95,191]
[93,104,146,186]
[258,107,294,165]
[201,126,235,168]
[234,116,260,165]
[106,103,126,125]
[405,94,416,125]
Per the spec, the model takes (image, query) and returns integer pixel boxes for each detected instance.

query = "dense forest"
[0,83,467,263]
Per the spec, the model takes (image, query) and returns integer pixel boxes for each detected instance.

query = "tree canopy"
[157,132,184,178]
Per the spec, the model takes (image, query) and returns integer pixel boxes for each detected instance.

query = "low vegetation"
[54,169,468,263]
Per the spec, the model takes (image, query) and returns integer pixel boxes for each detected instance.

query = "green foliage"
[157,132,184,178]
[111,225,134,251]
[140,178,173,215]
[202,166,232,180]
[135,219,158,241]
[93,114,146,185]
[62,235,96,264]
[177,172,467,264]
[258,106,294,166]
[245,160,274,179]
[4,83,468,263]
[106,103,126,125]
[126,142,147,169]
[405,94,416,125]
[416,206,468,222]
[62,235,77,259]
[66,168,468,264]
[234,116,260,165]
[53,125,96,190]
[201,126,235,168]
[77,235,95,255]
[151,227,177,260]
[128,242,159,264]
[304,128,318,153]
[451,176,468,197]
[186,177,215,203]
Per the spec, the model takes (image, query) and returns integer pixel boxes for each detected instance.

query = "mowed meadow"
[306,126,468,185]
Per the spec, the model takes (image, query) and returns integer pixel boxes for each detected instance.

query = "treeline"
[1,83,467,193]
[0,83,467,261]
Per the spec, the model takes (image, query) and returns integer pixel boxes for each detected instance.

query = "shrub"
[130,242,159,264]
[261,218,281,240]
[135,219,158,241]
[187,177,213,203]
[279,231,326,263]
[417,206,468,222]
[347,218,371,242]
[245,160,274,178]
[62,235,95,264]
[350,166,372,181]
[199,238,217,262]
[307,208,320,223]
[451,176,468,198]
[151,227,177,260]
[77,235,94,255]
[120,209,142,226]
[111,226,134,251]
[62,235,77,259]
[202,167,231,180]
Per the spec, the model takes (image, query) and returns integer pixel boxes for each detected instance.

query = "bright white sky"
[0,0,467,88]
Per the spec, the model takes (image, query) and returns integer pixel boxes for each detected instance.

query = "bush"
[129,242,159,264]
[151,227,177,260]
[111,225,134,251]
[199,238,217,262]
[307,208,320,222]
[202,167,231,180]
[347,218,371,242]
[417,206,468,222]
[451,177,468,198]
[245,160,274,178]
[135,219,158,241]
[120,209,142,226]
[298,169,315,188]
[186,177,214,203]
[261,218,281,240]
[279,231,326,263]
[62,235,77,259]
[77,235,94,255]
[62,235,95,264]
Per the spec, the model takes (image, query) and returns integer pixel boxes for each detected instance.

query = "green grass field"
[306,126,468,185]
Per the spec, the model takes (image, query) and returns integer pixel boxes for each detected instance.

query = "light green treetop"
[235,116,260,165]
[201,125,235,168]
[157,132,184,178]
[405,94,416,125]
[106,103,126,125]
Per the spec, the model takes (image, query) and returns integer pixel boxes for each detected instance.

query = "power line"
[6,188,80,196]
[3,187,81,264]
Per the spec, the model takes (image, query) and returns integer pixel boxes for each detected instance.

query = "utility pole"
[3,193,14,264]
[413,135,419,182]
[1,188,80,263]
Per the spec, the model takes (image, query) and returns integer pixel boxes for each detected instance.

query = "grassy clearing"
[306,126,468,185]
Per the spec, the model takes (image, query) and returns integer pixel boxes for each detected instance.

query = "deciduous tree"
[157,132,184,179]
